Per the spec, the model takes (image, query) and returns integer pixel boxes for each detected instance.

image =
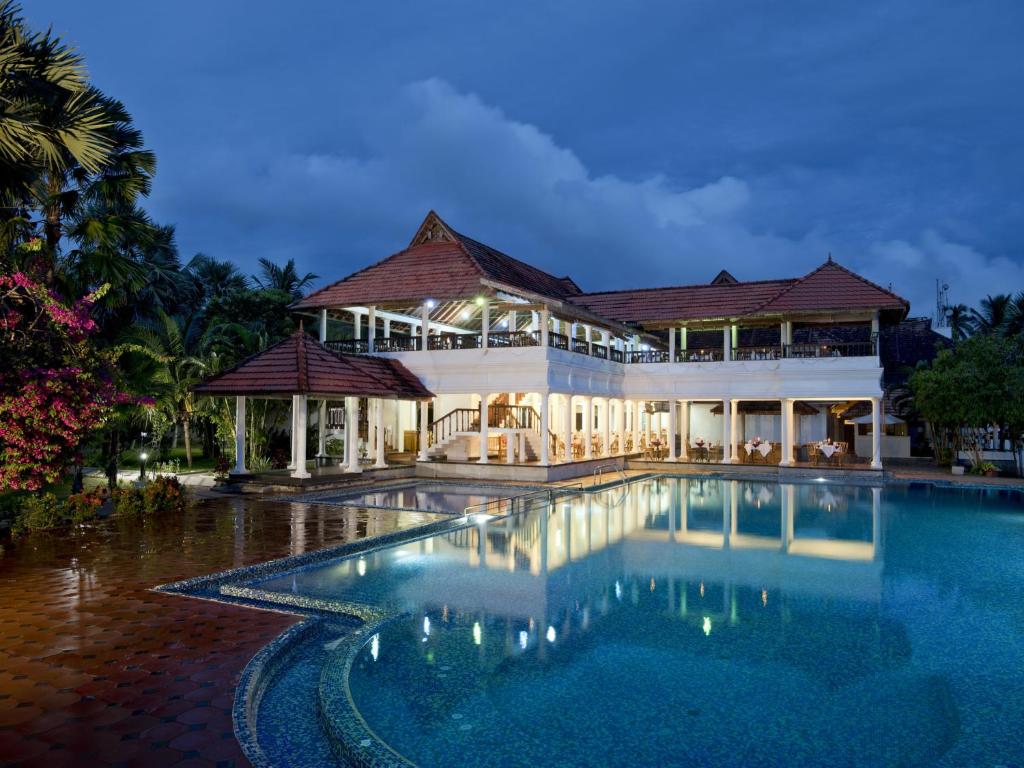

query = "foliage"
[968,460,998,476]
[910,335,1024,473]
[325,437,344,455]
[63,489,103,522]
[252,258,317,300]
[112,475,189,517]
[0,272,131,490]
[11,493,63,533]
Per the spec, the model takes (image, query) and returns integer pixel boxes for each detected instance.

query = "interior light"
[546,626,557,643]
[472,622,482,646]
[475,296,485,305]
[461,309,470,319]
[425,299,436,309]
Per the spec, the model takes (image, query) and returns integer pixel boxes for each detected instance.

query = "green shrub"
[142,475,189,516]
[64,490,104,523]
[112,486,146,517]
[12,493,64,534]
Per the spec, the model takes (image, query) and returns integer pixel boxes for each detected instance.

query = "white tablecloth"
[819,443,838,458]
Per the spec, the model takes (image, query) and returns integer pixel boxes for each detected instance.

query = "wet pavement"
[0,497,443,767]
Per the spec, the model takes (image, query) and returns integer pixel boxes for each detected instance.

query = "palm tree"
[970,294,1014,336]
[131,311,206,468]
[1006,291,1024,337]
[945,303,974,343]
[252,257,318,299]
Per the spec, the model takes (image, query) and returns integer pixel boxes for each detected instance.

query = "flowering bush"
[113,475,190,518]
[11,493,64,534]
[64,490,104,523]
[112,486,146,517]
[0,272,130,491]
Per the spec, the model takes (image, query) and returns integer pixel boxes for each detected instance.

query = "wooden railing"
[428,333,481,351]
[784,339,877,358]
[676,347,724,362]
[591,343,608,359]
[610,348,624,362]
[325,339,368,355]
[571,338,590,355]
[626,349,669,364]
[548,332,569,350]
[731,346,782,361]
[488,331,540,347]
[430,408,479,445]
[372,335,418,352]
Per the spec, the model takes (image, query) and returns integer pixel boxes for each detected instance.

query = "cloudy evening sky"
[30,0,1024,318]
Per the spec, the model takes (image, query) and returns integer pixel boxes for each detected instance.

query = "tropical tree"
[252,257,317,299]
[969,294,1013,337]
[944,303,974,343]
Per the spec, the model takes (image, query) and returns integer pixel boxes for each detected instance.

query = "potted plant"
[969,460,999,477]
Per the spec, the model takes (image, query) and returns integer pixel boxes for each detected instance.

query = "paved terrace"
[0,498,443,768]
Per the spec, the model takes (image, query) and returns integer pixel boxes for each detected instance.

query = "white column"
[679,400,689,460]
[233,396,247,474]
[420,304,430,351]
[730,399,739,462]
[680,327,687,353]
[669,328,676,363]
[540,392,550,465]
[871,311,880,337]
[540,308,549,347]
[780,398,795,466]
[383,317,391,338]
[668,399,678,460]
[563,394,573,463]
[418,400,429,461]
[366,399,377,462]
[367,305,376,352]
[632,400,641,451]
[317,399,327,458]
[478,393,490,464]
[723,326,732,361]
[481,301,490,349]
[288,394,299,469]
[722,399,733,463]
[319,309,328,343]
[615,398,625,455]
[871,397,883,469]
[374,398,386,468]
[345,396,362,473]
[583,396,594,460]
[292,395,311,479]
[601,398,610,457]
[352,310,361,340]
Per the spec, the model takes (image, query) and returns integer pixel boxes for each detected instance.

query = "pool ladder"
[592,461,630,507]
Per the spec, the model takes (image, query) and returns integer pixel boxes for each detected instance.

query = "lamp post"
[139,452,148,481]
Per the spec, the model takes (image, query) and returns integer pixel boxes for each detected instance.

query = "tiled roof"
[293,211,579,310]
[193,332,433,399]
[751,259,908,316]
[569,279,796,323]
[570,258,908,325]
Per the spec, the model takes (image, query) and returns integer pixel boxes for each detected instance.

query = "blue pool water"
[239,477,1024,767]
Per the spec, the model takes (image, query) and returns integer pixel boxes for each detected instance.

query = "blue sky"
[30,0,1024,317]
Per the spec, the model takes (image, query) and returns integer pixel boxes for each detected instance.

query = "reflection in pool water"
[244,477,1024,767]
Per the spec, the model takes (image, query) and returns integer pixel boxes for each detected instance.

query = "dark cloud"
[29,0,1024,317]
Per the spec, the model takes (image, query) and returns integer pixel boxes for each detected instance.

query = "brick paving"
[0,497,439,767]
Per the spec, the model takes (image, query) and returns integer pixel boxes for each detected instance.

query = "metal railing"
[784,339,877,358]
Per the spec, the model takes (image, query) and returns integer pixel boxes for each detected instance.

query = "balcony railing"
[676,347,725,363]
[731,345,783,361]
[329,331,878,364]
[784,339,877,358]
[374,335,418,352]
[428,333,481,351]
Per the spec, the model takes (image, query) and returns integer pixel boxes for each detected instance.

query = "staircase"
[428,404,558,463]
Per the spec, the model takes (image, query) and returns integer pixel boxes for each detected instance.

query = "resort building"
[207,211,912,479]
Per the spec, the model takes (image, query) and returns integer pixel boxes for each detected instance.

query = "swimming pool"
[287,481,541,515]
[224,476,1024,767]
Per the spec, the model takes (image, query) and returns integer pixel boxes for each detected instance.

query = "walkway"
[0,498,442,767]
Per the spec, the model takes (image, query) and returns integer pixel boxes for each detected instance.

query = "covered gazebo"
[194,331,433,479]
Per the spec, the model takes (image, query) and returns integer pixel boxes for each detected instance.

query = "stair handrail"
[592,460,630,507]
[429,407,479,446]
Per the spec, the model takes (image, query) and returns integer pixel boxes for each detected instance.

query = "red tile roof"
[193,332,433,399]
[293,211,580,310]
[570,258,908,325]
[569,279,796,323]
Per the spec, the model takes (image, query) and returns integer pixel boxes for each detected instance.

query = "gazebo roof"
[193,331,433,399]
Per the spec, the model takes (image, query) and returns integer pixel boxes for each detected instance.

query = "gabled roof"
[569,257,908,326]
[292,211,580,310]
[750,257,908,316]
[193,331,433,399]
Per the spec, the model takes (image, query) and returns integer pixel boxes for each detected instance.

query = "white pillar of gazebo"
[871,397,883,469]
[345,396,362,473]
[374,398,387,468]
[233,396,247,474]
[288,394,299,469]
[669,328,676,363]
[679,400,690,460]
[539,392,550,465]
[352,310,361,340]
[481,300,490,349]
[421,304,431,351]
[292,395,311,479]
